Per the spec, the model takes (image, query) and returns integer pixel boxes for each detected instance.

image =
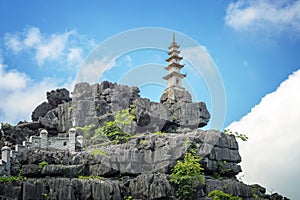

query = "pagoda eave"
[164,63,184,70]
[166,55,183,62]
[169,43,180,49]
[168,49,180,55]
[163,72,186,80]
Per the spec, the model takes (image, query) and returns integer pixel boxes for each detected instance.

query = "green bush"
[0,176,25,183]
[38,161,49,170]
[75,124,95,138]
[170,152,204,200]
[224,129,248,142]
[91,149,107,156]
[208,190,241,200]
[93,107,135,144]
[1,123,12,129]
[78,175,103,180]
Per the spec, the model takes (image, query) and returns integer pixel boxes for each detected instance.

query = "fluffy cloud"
[225,0,300,33]
[0,58,28,91]
[0,55,72,124]
[0,26,96,124]
[227,69,300,199]
[4,26,91,68]
[76,56,116,83]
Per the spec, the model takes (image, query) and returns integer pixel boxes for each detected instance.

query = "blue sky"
[1,0,300,198]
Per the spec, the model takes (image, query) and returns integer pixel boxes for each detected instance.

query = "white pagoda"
[160,34,192,104]
[163,33,186,88]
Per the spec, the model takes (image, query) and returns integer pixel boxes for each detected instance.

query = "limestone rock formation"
[47,88,72,107]
[0,81,289,199]
[31,102,54,122]
[0,129,289,199]
[71,81,210,135]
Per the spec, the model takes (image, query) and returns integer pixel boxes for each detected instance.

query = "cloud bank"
[0,55,58,123]
[4,26,94,69]
[225,0,300,34]
[0,26,95,124]
[227,69,300,199]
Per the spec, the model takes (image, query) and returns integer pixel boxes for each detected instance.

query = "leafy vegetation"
[42,193,50,200]
[170,151,204,200]
[93,107,135,144]
[75,124,96,138]
[123,196,133,200]
[38,161,49,170]
[0,175,25,183]
[91,149,107,156]
[208,190,241,200]
[154,131,165,136]
[224,129,248,142]
[1,122,12,129]
[78,175,103,180]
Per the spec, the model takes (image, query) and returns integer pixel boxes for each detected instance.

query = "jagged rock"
[129,173,175,199]
[0,125,37,150]
[0,81,289,199]
[57,102,73,132]
[160,86,210,130]
[71,81,210,135]
[133,98,168,132]
[31,102,54,121]
[205,177,254,198]
[160,86,193,104]
[0,180,22,199]
[47,88,71,107]
[18,178,124,200]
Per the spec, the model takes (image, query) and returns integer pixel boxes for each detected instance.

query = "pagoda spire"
[163,33,186,88]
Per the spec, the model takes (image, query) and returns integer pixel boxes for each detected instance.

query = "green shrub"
[93,107,135,144]
[38,161,49,170]
[0,176,25,183]
[78,175,103,180]
[91,149,107,156]
[1,123,12,129]
[170,152,204,200]
[208,190,241,200]
[224,129,248,142]
[75,124,96,138]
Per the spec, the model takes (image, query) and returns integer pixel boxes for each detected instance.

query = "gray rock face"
[71,81,210,135]
[9,178,123,200]
[0,81,289,199]
[2,129,289,199]
[47,88,71,107]
[160,86,210,130]
[129,173,175,199]
[31,102,54,121]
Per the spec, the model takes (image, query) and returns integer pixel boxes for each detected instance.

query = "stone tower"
[160,34,192,104]
[163,33,186,88]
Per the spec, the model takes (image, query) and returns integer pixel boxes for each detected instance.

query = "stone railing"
[0,128,83,176]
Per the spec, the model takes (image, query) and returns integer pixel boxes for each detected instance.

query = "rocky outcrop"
[1,129,289,199]
[31,102,54,122]
[160,86,210,131]
[0,81,289,199]
[71,82,210,135]
[47,88,72,107]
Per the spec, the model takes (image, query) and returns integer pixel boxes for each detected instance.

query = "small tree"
[170,152,204,200]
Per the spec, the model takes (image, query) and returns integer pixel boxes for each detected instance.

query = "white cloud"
[227,69,300,199]
[4,34,23,53]
[76,56,116,83]
[24,27,42,47]
[67,48,83,67]
[0,55,28,91]
[0,55,72,124]
[225,0,300,33]
[4,26,89,68]
[35,33,68,65]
